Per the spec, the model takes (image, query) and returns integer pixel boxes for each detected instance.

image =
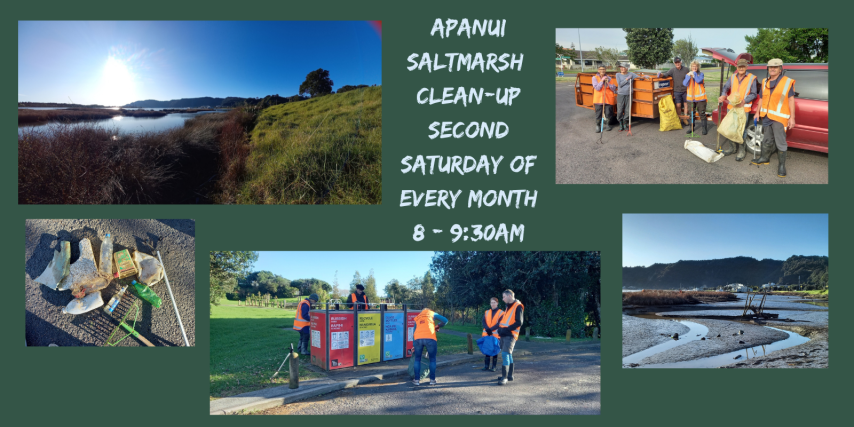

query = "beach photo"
[622,214,828,368]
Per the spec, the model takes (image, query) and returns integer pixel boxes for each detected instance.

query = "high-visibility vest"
[293,299,311,331]
[499,301,525,340]
[686,75,706,102]
[759,76,796,126]
[414,309,438,341]
[482,308,505,337]
[592,74,617,105]
[349,293,368,310]
[727,73,756,110]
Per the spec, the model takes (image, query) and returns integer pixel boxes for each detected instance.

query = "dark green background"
[10,0,844,423]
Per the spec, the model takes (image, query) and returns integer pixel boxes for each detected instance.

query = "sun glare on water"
[99,56,137,107]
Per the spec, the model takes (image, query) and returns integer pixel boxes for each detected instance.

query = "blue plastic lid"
[106,233,111,237]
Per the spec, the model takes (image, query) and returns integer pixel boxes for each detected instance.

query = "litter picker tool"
[105,300,154,347]
[270,343,295,383]
[627,78,634,137]
[157,251,190,347]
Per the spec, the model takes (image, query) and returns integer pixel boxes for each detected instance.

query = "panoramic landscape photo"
[18,21,382,204]
[622,214,828,368]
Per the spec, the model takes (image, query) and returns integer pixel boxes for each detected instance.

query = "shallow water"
[636,327,809,368]
[18,110,226,135]
[622,321,708,365]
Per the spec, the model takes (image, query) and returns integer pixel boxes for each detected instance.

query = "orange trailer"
[573,72,675,119]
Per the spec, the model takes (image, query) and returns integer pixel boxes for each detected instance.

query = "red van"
[705,47,828,154]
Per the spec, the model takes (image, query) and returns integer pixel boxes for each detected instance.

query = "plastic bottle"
[104,285,128,314]
[99,233,114,278]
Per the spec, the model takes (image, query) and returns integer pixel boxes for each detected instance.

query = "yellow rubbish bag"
[717,96,748,143]
[658,95,682,132]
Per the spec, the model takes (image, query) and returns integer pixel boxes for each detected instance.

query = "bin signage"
[383,312,404,361]
[406,312,419,357]
[357,313,381,365]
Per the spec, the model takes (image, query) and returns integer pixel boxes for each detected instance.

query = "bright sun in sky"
[98,56,137,106]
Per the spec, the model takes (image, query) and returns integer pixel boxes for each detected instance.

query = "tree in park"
[745,28,797,64]
[593,46,621,68]
[745,28,828,64]
[299,68,334,97]
[623,28,674,69]
[672,35,699,65]
[209,251,258,305]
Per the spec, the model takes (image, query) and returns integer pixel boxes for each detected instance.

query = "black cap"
[674,57,682,62]
[356,284,365,291]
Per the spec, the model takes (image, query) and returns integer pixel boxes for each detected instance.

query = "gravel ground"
[622,314,689,357]
[25,219,195,347]
[255,346,601,415]
[633,318,788,365]
[555,81,828,184]
[721,328,828,369]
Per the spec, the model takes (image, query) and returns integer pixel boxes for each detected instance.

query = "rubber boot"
[481,358,491,371]
[751,138,775,166]
[606,121,613,131]
[686,121,694,134]
[701,117,708,135]
[498,366,508,385]
[595,123,601,133]
[508,363,515,381]
[735,143,746,162]
[777,151,787,178]
[619,119,626,131]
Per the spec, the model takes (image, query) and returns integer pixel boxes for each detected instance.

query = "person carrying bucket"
[496,290,524,386]
[615,62,649,132]
[411,305,448,386]
[480,297,504,372]
[717,58,758,161]
[684,60,708,135]
[752,58,796,178]
[592,65,618,132]
[293,293,319,356]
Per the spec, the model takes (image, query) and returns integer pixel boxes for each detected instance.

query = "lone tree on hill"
[623,28,673,69]
[299,68,334,97]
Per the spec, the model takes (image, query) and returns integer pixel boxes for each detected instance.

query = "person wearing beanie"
[293,293,319,355]
[347,284,370,310]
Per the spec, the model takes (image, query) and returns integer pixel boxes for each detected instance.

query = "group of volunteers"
[292,286,526,386]
[411,289,524,386]
[590,56,796,178]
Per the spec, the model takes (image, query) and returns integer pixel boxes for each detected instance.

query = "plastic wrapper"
[58,239,106,293]
[684,140,724,163]
[62,291,104,315]
[34,241,71,290]
[132,251,164,286]
[658,95,683,132]
[132,282,162,308]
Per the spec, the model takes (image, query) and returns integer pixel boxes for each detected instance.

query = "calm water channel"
[18,110,227,136]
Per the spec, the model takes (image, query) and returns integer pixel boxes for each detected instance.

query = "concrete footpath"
[211,338,596,415]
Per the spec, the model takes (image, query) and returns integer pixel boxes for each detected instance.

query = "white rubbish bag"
[62,291,104,315]
[684,140,724,163]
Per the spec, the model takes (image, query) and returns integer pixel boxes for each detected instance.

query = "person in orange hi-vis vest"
[496,289,524,385]
[751,58,796,178]
[684,60,708,135]
[347,284,369,310]
[293,294,318,356]
[411,306,448,386]
[592,65,618,133]
[481,297,504,372]
[717,58,758,161]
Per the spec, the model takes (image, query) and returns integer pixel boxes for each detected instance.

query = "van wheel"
[744,125,762,156]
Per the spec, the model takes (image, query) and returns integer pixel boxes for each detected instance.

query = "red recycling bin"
[310,310,354,370]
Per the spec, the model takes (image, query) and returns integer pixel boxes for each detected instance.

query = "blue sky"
[556,28,755,58]
[252,252,435,295]
[623,214,829,267]
[18,21,382,106]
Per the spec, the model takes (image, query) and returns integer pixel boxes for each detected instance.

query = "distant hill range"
[123,86,372,109]
[622,255,829,289]
[18,102,107,108]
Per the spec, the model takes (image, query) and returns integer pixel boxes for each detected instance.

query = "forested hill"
[622,255,828,289]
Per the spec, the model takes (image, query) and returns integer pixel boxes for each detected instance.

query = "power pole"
[578,29,584,72]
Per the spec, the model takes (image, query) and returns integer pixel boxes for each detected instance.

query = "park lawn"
[210,303,324,399]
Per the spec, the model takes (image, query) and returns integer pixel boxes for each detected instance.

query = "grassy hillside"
[227,86,382,204]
